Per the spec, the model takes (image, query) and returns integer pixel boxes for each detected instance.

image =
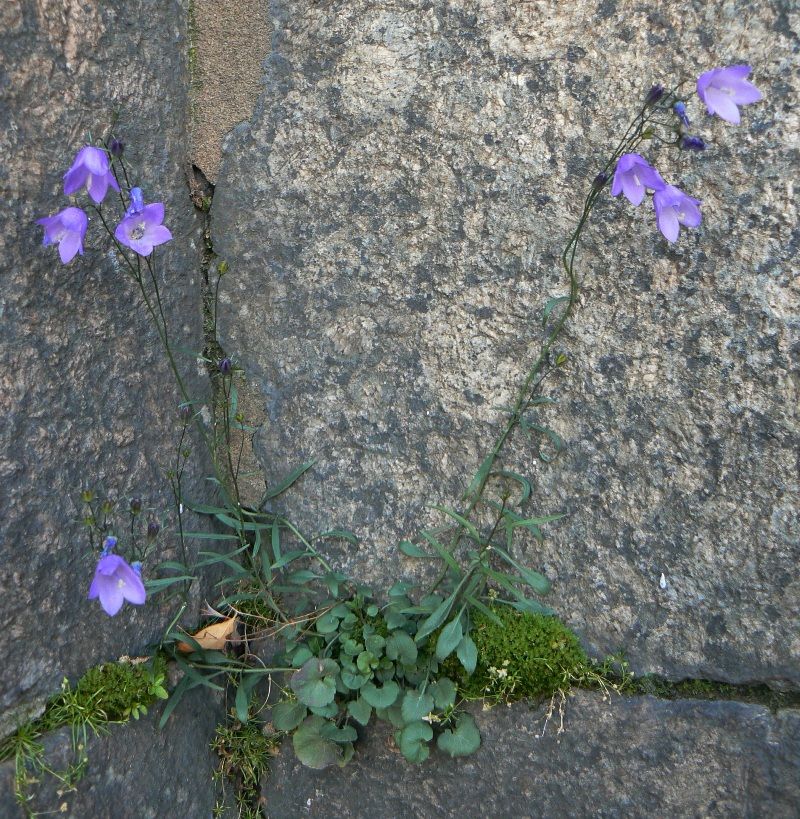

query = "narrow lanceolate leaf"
[259,460,316,503]
[492,546,551,595]
[435,611,464,661]
[398,540,430,558]
[456,633,478,675]
[542,294,570,327]
[415,592,456,643]
[437,714,481,757]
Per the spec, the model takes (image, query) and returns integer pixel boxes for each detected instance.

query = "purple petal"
[88,575,100,599]
[610,170,623,197]
[703,88,740,124]
[117,564,147,605]
[146,224,172,248]
[679,200,702,228]
[87,174,110,204]
[720,65,753,80]
[656,206,680,243]
[63,166,89,196]
[59,233,82,263]
[142,202,165,224]
[98,579,125,616]
[729,80,762,105]
[81,146,109,175]
[621,174,644,206]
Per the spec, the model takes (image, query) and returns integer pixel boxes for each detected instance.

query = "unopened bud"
[109,138,125,158]
[218,358,232,376]
[644,84,665,106]
[81,489,94,504]
[592,171,610,192]
[147,521,161,540]
[130,498,142,515]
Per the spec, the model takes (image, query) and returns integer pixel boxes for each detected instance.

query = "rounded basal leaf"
[435,616,463,660]
[456,634,478,675]
[341,670,370,690]
[401,689,435,723]
[309,701,339,718]
[429,677,456,710]
[386,631,418,666]
[375,703,406,728]
[437,714,481,757]
[320,722,358,743]
[397,721,433,764]
[271,700,307,732]
[292,716,343,769]
[290,658,339,708]
[343,638,363,657]
[361,680,400,709]
[315,613,340,634]
[347,697,372,726]
[291,646,314,667]
[356,651,377,674]
[365,634,386,656]
[366,604,380,617]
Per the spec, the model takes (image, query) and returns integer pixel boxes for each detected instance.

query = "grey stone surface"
[0,1,209,732]
[263,693,800,819]
[213,1,799,684]
[0,687,222,818]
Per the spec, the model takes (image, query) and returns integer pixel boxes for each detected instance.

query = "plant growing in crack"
[19,64,765,814]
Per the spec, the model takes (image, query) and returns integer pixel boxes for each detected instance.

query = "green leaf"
[492,547,551,595]
[464,453,495,501]
[346,698,372,726]
[397,721,433,763]
[431,505,482,543]
[340,670,370,690]
[315,613,340,635]
[385,631,418,666]
[309,701,339,718]
[316,529,359,545]
[456,634,478,675]
[415,592,456,643]
[398,540,429,558]
[494,470,532,503]
[271,701,308,731]
[525,423,565,463]
[320,722,358,744]
[542,295,570,327]
[259,460,316,503]
[429,677,457,710]
[292,716,345,769]
[437,714,481,757]
[356,651,377,674]
[290,658,339,708]
[361,680,400,709]
[364,634,386,657]
[436,611,464,661]
[401,689,435,724]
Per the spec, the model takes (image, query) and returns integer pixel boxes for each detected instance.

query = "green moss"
[457,606,588,703]
[212,718,278,819]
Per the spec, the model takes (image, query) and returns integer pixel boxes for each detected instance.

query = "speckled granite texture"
[213,0,799,686]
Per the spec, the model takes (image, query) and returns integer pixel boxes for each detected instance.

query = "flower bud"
[81,489,94,504]
[101,535,118,556]
[217,260,229,275]
[131,561,143,577]
[644,84,665,106]
[178,403,192,422]
[101,499,114,515]
[673,101,690,127]
[147,520,161,540]
[130,497,143,515]
[218,358,232,376]
[592,171,610,192]
[680,135,706,152]
[109,138,125,158]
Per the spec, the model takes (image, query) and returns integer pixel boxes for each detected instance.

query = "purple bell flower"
[611,153,666,206]
[653,185,702,243]
[680,135,707,152]
[115,202,173,257]
[36,206,88,263]
[88,554,146,616]
[63,146,120,204]
[697,65,762,125]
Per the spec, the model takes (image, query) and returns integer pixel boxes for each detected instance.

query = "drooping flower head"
[611,153,666,206]
[88,553,146,616]
[653,185,702,243]
[697,65,762,125]
[36,206,88,263]
[114,202,172,257]
[63,146,120,204]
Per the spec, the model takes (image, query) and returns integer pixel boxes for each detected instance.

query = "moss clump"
[458,606,588,702]
[73,656,167,721]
